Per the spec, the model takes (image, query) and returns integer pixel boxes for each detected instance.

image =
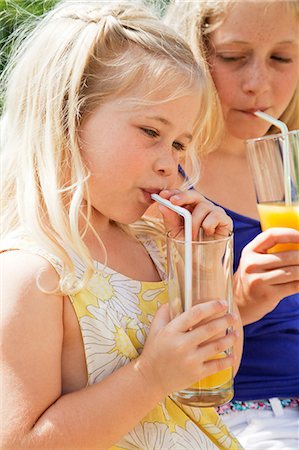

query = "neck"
[218,132,246,157]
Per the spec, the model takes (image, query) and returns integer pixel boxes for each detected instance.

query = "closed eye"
[140,127,159,138]
[271,55,292,63]
[217,55,246,62]
[172,141,186,152]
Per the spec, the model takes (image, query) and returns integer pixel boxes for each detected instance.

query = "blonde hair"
[0,0,215,294]
[166,0,299,135]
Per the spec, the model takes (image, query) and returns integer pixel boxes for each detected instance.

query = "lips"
[141,188,162,204]
[142,188,162,195]
[237,107,269,115]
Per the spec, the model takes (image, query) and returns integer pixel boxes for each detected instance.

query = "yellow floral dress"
[2,223,243,450]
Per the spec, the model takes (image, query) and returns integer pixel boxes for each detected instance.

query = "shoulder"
[1,249,61,291]
[1,250,63,327]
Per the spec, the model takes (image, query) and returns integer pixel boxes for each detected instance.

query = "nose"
[153,148,178,178]
[242,57,271,95]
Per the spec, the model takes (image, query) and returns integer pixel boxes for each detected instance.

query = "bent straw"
[254,111,292,205]
[151,193,192,311]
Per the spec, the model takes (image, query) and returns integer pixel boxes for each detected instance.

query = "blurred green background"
[0,0,58,76]
[0,0,170,78]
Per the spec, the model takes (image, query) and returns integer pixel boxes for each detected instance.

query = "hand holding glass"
[246,130,299,252]
[167,228,234,407]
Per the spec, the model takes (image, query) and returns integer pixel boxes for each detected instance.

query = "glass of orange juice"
[167,227,234,407]
[246,130,299,252]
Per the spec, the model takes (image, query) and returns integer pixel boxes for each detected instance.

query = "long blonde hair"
[0,0,216,294]
[166,0,299,135]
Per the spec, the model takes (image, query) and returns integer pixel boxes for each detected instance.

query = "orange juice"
[258,202,299,252]
[173,352,234,407]
[191,352,232,390]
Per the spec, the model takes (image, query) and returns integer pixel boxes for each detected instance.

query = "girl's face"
[79,84,201,225]
[208,1,299,141]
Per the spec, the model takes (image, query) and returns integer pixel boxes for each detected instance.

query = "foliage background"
[0,0,170,78]
[0,0,58,76]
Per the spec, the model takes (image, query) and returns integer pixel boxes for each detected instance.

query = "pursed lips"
[236,107,269,115]
[140,188,163,204]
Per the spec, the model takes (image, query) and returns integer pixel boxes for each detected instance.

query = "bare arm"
[1,251,164,449]
[1,251,237,449]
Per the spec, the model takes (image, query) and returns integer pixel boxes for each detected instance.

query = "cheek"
[211,67,236,105]
[81,149,102,175]
[275,71,298,109]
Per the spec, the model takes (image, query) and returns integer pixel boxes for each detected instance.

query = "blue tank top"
[220,205,299,400]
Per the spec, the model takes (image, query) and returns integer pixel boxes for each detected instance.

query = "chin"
[115,208,148,226]
[231,125,271,141]
[227,113,272,141]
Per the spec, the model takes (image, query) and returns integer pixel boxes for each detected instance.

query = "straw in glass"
[254,110,292,205]
[151,193,192,310]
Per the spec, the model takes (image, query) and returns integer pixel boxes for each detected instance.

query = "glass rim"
[166,227,233,245]
[245,128,299,145]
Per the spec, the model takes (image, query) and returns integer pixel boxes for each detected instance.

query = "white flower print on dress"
[81,305,138,384]
[116,422,175,450]
[87,269,142,318]
[173,420,219,450]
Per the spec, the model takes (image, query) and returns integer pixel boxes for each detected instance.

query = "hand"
[157,189,233,239]
[137,301,237,397]
[234,227,299,325]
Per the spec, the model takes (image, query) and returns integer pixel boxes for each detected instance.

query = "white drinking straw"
[151,193,192,311]
[254,110,292,205]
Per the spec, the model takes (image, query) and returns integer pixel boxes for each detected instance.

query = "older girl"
[0,1,243,448]
[166,1,299,448]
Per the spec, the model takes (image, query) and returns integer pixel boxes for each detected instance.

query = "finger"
[273,280,299,297]
[200,354,234,379]
[200,331,237,362]
[186,313,236,346]
[157,190,186,231]
[248,228,299,254]
[261,265,299,285]
[243,251,299,273]
[161,190,232,238]
[200,208,233,237]
[244,247,299,269]
[163,189,206,208]
[158,205,183,232]
[159,189,182,199]
[190,202,219,238]
[170,300,228,333]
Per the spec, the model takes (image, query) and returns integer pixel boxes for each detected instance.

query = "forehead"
[113,74,202,110]
[212,1,298,44]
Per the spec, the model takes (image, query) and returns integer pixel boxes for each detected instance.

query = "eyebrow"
[217,39,298,46]
[145,115,193,142]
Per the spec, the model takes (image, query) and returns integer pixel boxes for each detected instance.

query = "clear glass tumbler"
[167,228,234,407]
[246,130,299,252]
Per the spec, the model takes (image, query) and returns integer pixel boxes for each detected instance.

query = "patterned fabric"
[217,398,299,415]
[1,222,243,450]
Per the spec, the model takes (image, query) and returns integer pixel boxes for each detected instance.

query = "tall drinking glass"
[246,130,299,252]
[167,228,234,407]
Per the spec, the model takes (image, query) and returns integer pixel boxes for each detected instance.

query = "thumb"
[148,303,170,337]
[159,204,183,232]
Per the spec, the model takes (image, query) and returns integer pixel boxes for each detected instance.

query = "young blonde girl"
[0,1,244,448]
[166,1,299,448]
